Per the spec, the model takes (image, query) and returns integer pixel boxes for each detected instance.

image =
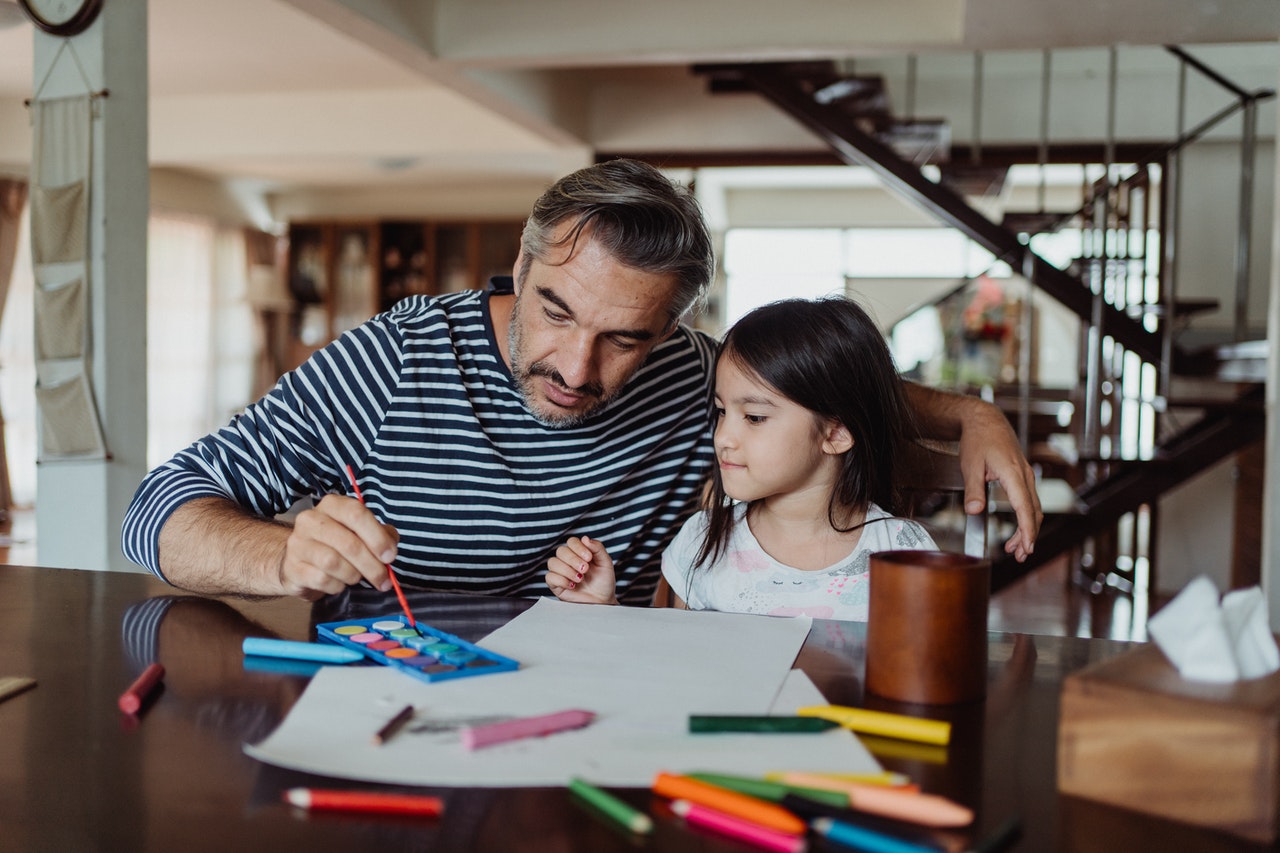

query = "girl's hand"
[545,535,619,605]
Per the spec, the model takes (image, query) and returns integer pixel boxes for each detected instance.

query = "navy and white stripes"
[122,284,717,604]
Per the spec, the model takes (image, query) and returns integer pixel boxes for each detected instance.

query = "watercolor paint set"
[315,617,520,685]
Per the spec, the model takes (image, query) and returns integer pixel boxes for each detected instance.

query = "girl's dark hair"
[695,296,916,570]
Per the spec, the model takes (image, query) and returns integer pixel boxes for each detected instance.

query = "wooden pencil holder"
[864,550,990,705]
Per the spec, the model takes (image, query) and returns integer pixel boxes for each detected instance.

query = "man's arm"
[156,495,397,600]
[904,382,1042,562]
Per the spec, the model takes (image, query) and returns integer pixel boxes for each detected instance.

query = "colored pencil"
[568,778,653,834]
[373,704,415,745]
[0,676,36,704]
[689,715,839,733]
[672,800,807,852]
[843,786,973,828]
[779,794,961,852]
[461,709,596,750]
[766,770,913,788]
[117,662,164,714]
[284,788,443,817]
[241,637,364,664]
[796,705,951,745]
[345,464,417,629]
[687,772,851,808]
[652,772,807,836]
[768,771,920,796]
[813,816,942,853]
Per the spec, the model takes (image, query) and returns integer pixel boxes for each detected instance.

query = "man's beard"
[508,300,609,429]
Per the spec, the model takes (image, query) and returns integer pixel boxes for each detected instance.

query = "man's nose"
[558,334,598,389]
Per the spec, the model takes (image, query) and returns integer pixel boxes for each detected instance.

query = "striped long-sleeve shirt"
[121,282,718,604]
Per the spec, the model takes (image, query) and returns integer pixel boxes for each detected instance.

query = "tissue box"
[1058,641,1280,842]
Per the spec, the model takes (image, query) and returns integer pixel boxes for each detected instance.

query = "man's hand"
[157,495,398,600]
[904,383,1043,562]
[546,535,619,605]
[958,403,1042,562]
[280,494,398,600]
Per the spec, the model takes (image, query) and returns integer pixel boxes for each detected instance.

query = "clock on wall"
[18,0,104,36]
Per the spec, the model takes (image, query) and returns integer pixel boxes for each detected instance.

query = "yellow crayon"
[796,704,950,745]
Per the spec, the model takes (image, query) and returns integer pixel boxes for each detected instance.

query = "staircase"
[694,51,1275,598]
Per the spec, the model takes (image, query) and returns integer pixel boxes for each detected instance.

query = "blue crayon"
[241,637,365,664]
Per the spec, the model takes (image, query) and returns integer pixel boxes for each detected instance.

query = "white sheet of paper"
[245,599,881,786]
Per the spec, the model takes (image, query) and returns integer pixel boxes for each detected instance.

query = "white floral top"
[661,502,935,621]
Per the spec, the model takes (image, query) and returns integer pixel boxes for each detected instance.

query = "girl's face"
[712,356,847,505]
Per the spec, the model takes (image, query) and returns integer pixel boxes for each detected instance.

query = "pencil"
[345,464,417,628]
[689,715,839,733]
[569,777,653,834]
[652,772,807,836]
[118,662,164,714]
[813,816,942,853]
[672,800,806,852]
[687,772,851,808]
[796,705,951,745]
[284,788,443,817]
[373,704,415,745]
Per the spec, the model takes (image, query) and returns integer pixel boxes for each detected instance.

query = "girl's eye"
[712,406,725,419]
[745,414,767,424]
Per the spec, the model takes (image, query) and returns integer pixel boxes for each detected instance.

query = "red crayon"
[284,788,444,817]
[118,662,164,714]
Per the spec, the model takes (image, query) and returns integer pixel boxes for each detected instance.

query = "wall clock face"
[19,0,104,36]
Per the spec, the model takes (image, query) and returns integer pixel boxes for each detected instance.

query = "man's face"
[508,225,679,428]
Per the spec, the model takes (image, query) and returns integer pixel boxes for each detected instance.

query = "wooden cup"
[865,550,990,705]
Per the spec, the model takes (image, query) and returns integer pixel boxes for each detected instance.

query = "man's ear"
[511,249,524,294]
[822,421,854,455]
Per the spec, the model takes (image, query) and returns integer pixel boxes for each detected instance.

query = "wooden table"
[0,565,1265,851]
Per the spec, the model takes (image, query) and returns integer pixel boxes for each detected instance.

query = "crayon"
[241,637,365,664]
[461,709,596,750]
[569,777,653,834]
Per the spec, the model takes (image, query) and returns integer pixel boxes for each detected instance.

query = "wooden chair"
[896,438,989,558]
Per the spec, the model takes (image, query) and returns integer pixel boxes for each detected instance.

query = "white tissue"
[1147,575,1280,682]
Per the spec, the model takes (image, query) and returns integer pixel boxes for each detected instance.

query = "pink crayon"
[461,709,596,750]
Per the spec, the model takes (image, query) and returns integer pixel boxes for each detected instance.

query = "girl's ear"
[821,421,854,455]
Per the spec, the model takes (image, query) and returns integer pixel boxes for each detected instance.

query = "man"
[122,159,1041,603]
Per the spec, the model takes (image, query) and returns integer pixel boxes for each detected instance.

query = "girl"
[546,296,935,620]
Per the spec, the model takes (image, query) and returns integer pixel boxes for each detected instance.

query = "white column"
[1264,47,1280,626]
[32,0,148,571]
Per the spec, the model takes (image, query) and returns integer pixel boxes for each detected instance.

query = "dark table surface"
[0,564,1270,852]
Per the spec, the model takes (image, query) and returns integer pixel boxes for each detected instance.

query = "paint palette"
[315,617,520,685]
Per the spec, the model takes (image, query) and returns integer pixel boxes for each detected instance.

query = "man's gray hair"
[520,159,715,324]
